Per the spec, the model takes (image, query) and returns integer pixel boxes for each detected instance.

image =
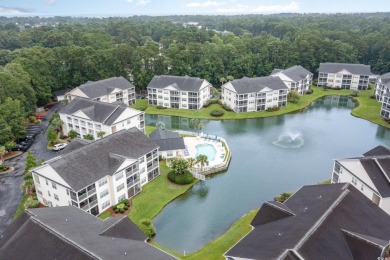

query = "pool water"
[195,144,217,161]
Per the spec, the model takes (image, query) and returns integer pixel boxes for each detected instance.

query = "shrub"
[351,90,360,97]
[266,106,280,112]
[168,170,194,184]
[83,134,94,140]
[115,208,120,213]
[0,165,10,171]
[370,94,376,99]
[26,197,39,208]
[209,99,219,104]
[133,103,148,111]
[28,116,37,123]
[210,109,224,117]
[44,107,49,111]
[139,219,156,239]
[222,104,232,111]
[119,208,125,213]
[287,91,300,104]
[274,192,293,203]
[333,87,341,90]
[156,105,167,109]
[306,88,313,94]
[203,100,211,108]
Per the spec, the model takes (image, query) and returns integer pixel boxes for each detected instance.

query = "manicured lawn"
[128,162,198,225]
[13,194,28,221]
[145,125,157,136]
[152,209,259,259]
[98,210,111,220]
[320,179,331,184]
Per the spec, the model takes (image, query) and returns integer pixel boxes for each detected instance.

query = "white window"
[66,189,69,195]
[48,191,51,197]
[99,178,107,187]
[352,177,357,185]
[46,179,49,185]
[361,184,364,191]
[52,182,57,189]
[67,117,72,121]
[115,172,124,181]
[139,157,145,163]
[37,190,42,195]
[158,90,162,93]
[167,151,173,157]
[118,194,126,202]
[141,177,147,184]
[127,119,131,124]
[102,200,110,209]
[117,183,125,192]
[100,189,109,199]
[54,194,59,201]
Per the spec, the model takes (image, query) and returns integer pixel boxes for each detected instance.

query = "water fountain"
[272,130,305,149]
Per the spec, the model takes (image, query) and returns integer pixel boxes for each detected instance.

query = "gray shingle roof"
[363,145,390,157]
[76,76,135,99]
[147,75,209,92]
[59,97,140,125]
[272,65,313,82]
[229,76,288,94]
[39,128,158,191]
[53,88,71,97]
[149,129,185,151]
[379,72,390,86]
[0,206,175,260]
[225,183,390,260]
[319,63,371,75]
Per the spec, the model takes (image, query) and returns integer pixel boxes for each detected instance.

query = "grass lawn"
[128,162,198,225]
[152,209,259,259]
[13,194,28,221]
[145,125,157,136]
[98,210,111,220]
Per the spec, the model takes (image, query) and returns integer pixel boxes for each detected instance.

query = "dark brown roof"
[360,158,390,197]
[225,183,390,260]
[363,145,390,157]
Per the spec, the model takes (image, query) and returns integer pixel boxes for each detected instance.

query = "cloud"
[0,6,34,14]
[137,0,151,5]
[186,1,224,8]
[217,1,299,13]
[44,0,55,5]
[126,0,134,2]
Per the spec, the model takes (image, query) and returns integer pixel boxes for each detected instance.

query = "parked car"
[16,139,33,151]
[53,143,67,151]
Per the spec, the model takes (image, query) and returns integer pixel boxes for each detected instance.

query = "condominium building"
[332,145,390,215]
[375,72,390,118]
[271,65,313,95]
[221,76,288,113]
[147,75,211,110]
[225,183,390,260]
[318,63,371,90]
[67,76,136,105]
[0,206,175,259]
[30,128,159,216]
[59,97,144,139]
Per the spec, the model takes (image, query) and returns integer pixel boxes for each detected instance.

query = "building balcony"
[78,193,87,201]
[89,199,98,208]
[87,188,96,196]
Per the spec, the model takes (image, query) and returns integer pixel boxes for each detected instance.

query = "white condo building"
[30,128,160,216]
[375,72,390,118]
[270,65,313,95]
[318,63,371,90]
[67,76,136,105]
[221,76,288,113]
[147,75,211,110]
[331,145,390,215]
[59,97,144,139]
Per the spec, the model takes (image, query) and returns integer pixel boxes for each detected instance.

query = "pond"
[145,96,390,254]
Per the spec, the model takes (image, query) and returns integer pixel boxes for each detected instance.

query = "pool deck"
[183,136,226,168]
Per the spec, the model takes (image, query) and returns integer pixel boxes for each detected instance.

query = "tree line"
[1,13,390,145]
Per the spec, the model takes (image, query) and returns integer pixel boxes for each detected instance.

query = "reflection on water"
[147,96,389,254]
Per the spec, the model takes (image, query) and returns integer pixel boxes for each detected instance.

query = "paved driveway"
[0,102,62,233]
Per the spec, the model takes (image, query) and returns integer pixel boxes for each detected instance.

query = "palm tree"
[51,117,64,136]
[20,179,34,195]
[187,157,196,169]
[196,154,208,171]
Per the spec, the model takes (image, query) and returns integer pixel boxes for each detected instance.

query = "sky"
[0,0,389,16]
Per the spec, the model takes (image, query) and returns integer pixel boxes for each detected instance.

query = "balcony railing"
[126,169,139,177]
[87,188,96,196]
[89,199,98,208]
[78,193,87,201]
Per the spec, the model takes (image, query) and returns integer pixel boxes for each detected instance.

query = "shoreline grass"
[134,87,388,129]
[128,162,198,225]
[153,209,259,259]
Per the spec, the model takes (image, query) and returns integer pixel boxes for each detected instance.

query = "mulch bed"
[4,151,22,160]
[102,198,133,217]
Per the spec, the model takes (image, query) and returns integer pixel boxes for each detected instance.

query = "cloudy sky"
[0,0,389,16]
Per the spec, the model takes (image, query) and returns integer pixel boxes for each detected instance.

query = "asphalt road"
[0,102,62,233]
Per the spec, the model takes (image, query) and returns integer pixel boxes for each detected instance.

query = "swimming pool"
[195,144,217,161]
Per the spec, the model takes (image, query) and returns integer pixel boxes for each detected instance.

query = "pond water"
[145,96,390,254]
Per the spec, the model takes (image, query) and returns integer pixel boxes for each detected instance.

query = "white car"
[53,143,67,151]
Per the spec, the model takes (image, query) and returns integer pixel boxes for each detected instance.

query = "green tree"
[170,157,189,175]
[51,117,64,135]
[139,219,156,239]
[4,141,16,152]
[47,126,57,145]
[0,146,6,165]
[196,154,209,170]
[68,130,78,140]
[189,118,200,131]
[20,178,34,195]
[97,131,106,139]
[287,91,300,104]
[25,150,38,174]
[187,157,196,169]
